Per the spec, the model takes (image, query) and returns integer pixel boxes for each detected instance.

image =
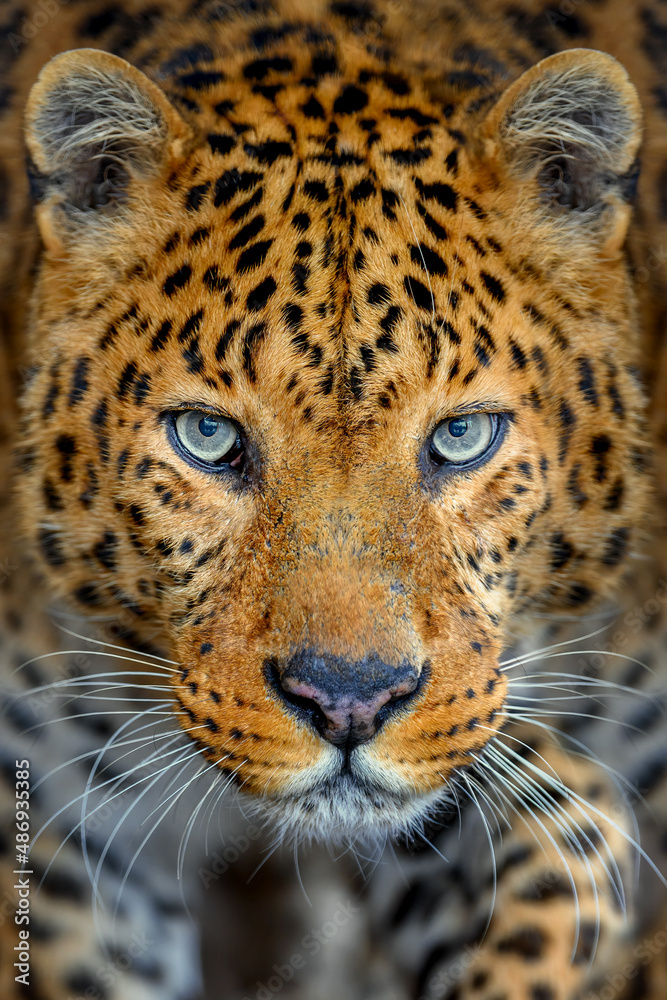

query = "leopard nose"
[267,650,420,750]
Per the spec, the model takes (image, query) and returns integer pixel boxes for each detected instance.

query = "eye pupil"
[431,412,497,466]
[198,416,219,438]
[448,418,468,438]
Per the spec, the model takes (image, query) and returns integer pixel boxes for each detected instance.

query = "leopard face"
[17,15,649,841]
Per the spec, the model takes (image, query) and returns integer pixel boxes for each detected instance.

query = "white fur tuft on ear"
[484,49,642,248]
[25,49,192,242]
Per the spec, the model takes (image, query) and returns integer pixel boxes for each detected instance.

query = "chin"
[246,760,453,848]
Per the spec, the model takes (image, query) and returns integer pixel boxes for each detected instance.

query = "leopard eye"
[431,413,495,465]
[173,410,242,467]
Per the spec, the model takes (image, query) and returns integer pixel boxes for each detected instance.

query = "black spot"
[414,179,458,211]
[75,583,100,607]
[441,321,461,345]
[214,169,262,208]
[164,233,180,256]
[178,70,224,90]
[243,56,293,80]
[242,322,267,380]
[410,243,447,277]
[530,986,555,1000]
[43,479,64,511]
[558,401,576,463]
[177,310,204,345]
[360,344,376,371]
[334,84,369,114]
[572,921,597,964]
[208,133,236,156]
[367,283,390,305]
[387,106,438,127]
[292,261,310,294]
[577,356,598,406]
[229,215,265,251]
[133,373,151,406]
[381,188,399,220]
[66,971,108,1000]
[480,272,505,302]
[117,361,137,400]
[312,52,338,76]
[404,275,434,312]
[202,268,230,297]
[150,320,172,352]
[246,277,277,312]
[163,265,192,296]
[302,95,325,118]
[591,434,611,481]
[304,180,329,202]
[283,303,303,331]
[566,583,592,606]
[200,642,213,654]
[379,305,402,338]
[68,357,90,407]
[509,339,527,370]
[128,504,146,527]
[94,532,118,571]
[292,212,310,232]
[550,532,573,569]
[388,148,432,166]
[236,240,273,273]
[601,527,629,566]
[186,182,211,211]
[445,148,459,174]
[189,227,210,247]
[349,366,363,398]
[604,478,624,511]
[39,528,66,566]
[81,6,120,37]
[56,434,77,482]
[245,140,292,164]
[351,176,376,202]
[319,368,335,394]
[497,927,545,960]
[231,188,263,222]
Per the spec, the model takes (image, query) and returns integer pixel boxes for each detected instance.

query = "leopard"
[1,0,667,998]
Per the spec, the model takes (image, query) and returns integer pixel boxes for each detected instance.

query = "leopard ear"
[25,49,193,251]
[483,49,642,253]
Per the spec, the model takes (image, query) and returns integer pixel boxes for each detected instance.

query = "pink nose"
[268,651,421,750]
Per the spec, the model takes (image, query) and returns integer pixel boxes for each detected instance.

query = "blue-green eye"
[431,413,495,465]
[173,410,242,467]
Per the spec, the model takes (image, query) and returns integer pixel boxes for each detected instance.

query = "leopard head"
[18,28,648,842]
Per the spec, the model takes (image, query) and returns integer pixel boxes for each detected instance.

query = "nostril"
[266,658,330,734]
[264,652,424,750]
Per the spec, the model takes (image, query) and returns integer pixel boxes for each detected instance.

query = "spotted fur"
[1,1,666,998]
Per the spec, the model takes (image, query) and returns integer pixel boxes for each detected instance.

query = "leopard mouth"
[248,765,453,845]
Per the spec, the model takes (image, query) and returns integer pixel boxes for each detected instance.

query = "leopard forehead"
[55,35,518,418]
[19,8,651,837]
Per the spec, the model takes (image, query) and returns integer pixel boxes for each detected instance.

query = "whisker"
[398,192,435,322]
[53,622,177,664]
[483,741,622,918]
[499,623,612,670]
[460,772,499,938]
[474,754,584,956]
[90,737,187,908]
[12,648,175,678]
[501,647,654,677]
